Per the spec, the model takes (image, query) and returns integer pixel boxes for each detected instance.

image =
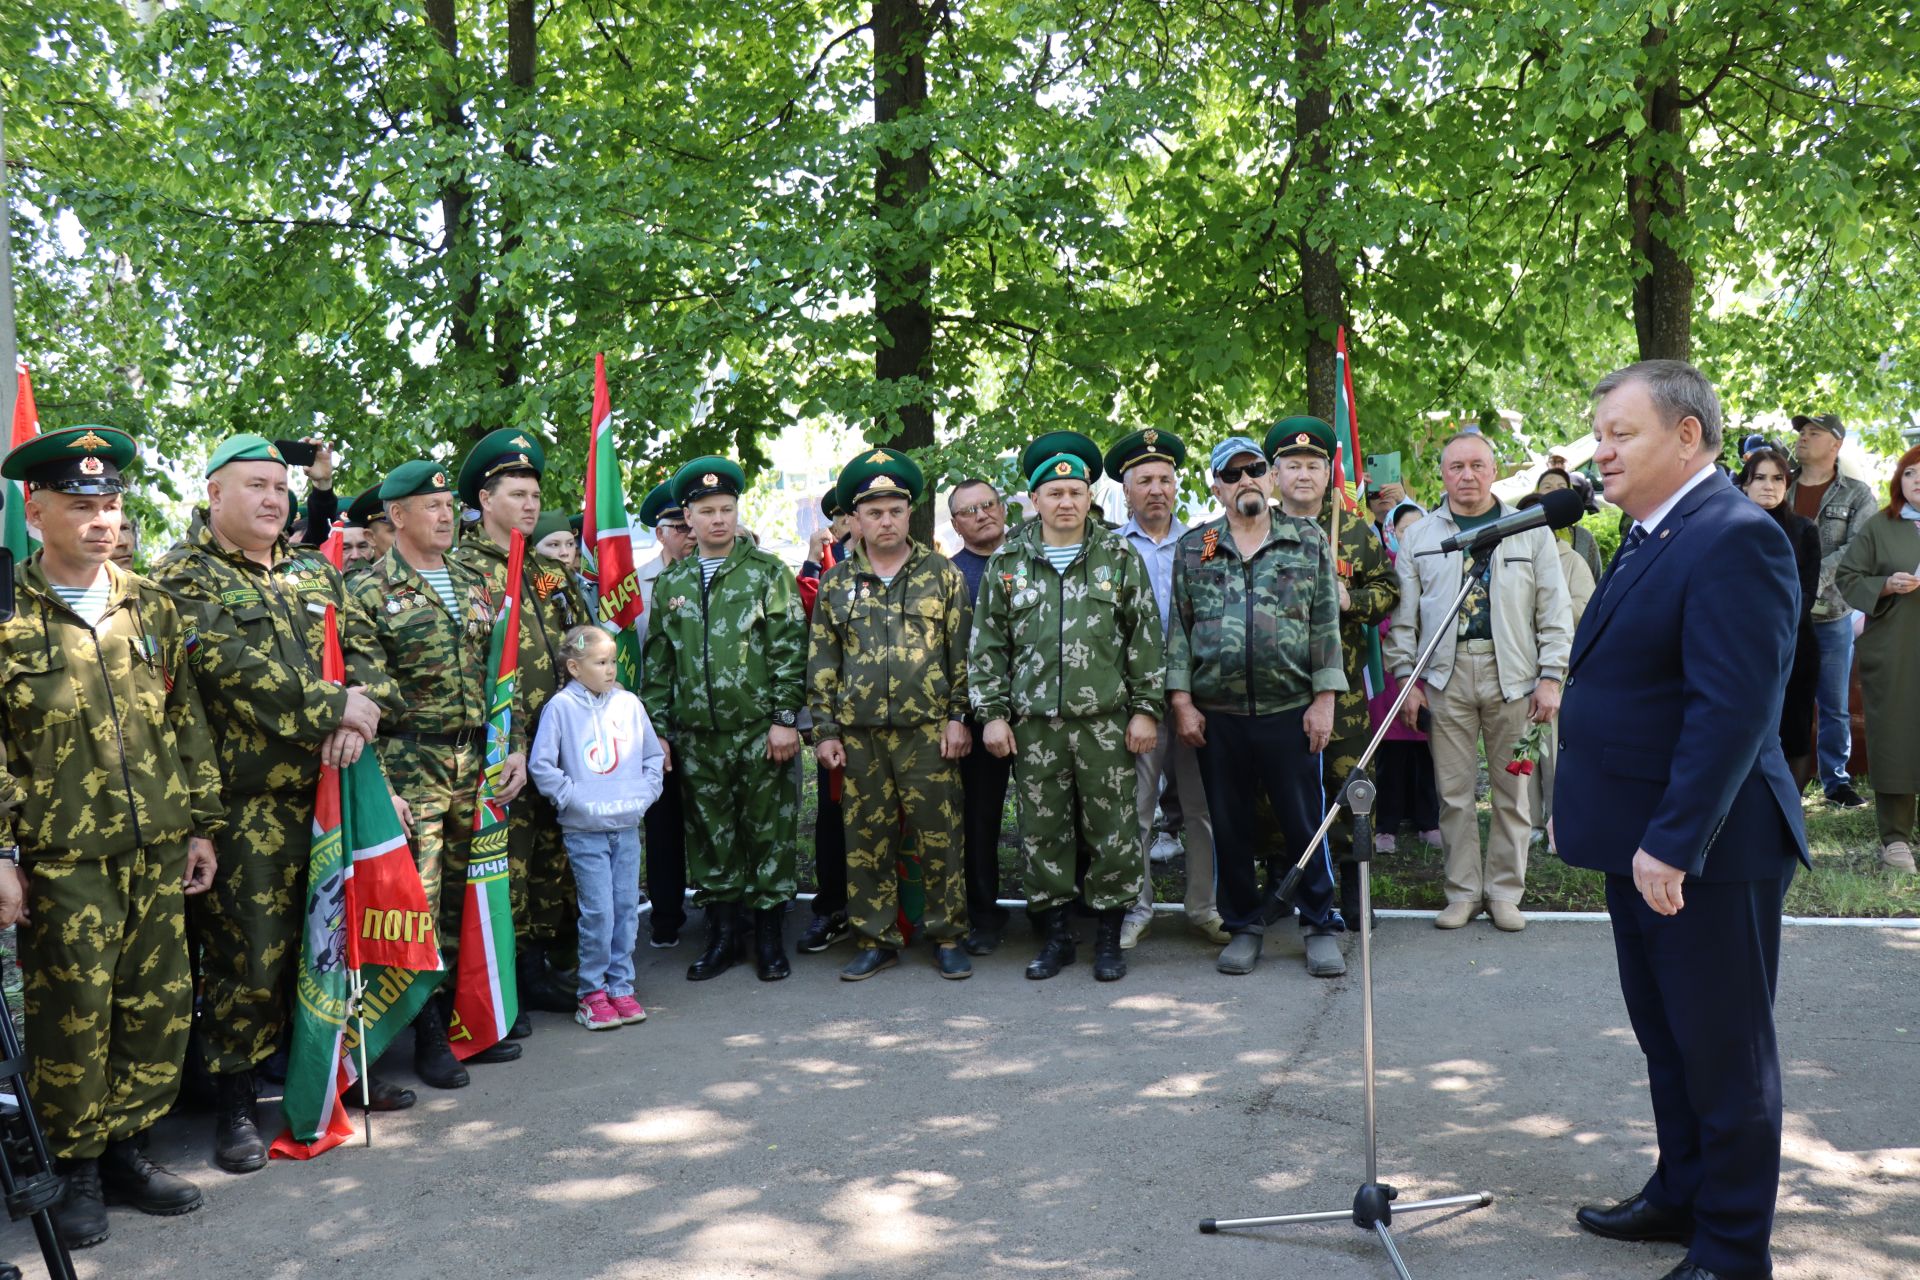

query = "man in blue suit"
[1554,360,1810,1280]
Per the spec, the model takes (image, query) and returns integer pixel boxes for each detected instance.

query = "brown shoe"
[1881,842,1916,873]
[1434,900,1481,929]
[1487,901,1527,932]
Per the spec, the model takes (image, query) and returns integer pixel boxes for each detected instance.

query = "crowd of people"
[0,367,1913,1262]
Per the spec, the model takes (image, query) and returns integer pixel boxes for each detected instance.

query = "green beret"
[1019,431,1103,491]
[835,447,924,511]
[346,483,390,529]
[379,459,453,501]
[531,511,574,545]
[637,480,684,527]
[204,433,287,477]
[670,456,746,507]
[457,426,547,508]
[1103,427,1187,478]
[1,425,137,495]
[1265,415,1337,461]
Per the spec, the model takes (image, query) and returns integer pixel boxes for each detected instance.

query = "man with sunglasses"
[1167,433,1347,977]
[946,478,1015,953]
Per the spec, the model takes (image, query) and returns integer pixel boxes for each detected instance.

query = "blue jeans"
[1812,615,1856,793]
[564,827,643,998]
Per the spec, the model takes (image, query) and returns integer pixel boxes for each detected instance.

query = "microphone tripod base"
[1197,1189,1493,1279]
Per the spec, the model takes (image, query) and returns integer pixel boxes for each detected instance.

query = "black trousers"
[812,762,848,917]
[1194,709,1336,933]
[1374,740,1439,834]
[644,766,688,938]
[958,721,1012,928]
[1605,871,1791,1278]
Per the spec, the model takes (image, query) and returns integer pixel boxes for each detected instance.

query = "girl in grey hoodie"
[530,626,666,1029]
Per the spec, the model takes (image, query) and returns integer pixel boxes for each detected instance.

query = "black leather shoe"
[468,1038,522,1065]
[840,948,899,981]
[354,1076,417,1111]
[934,943,972,980]
[100,1139,203,1216]
[1092,909,1127,982]
[212,1070,268,1174]
[1825,783,1867,809]
[1025,908,1077,980]
[1575,1194,1693,1244]
[798,911,851,954]
[412,1000,470,1090]
[53,1159,108,1249]
[506,1010,532,1040]
[962,923,1001,957]
[687,902,741,981]
[754,907,792,981]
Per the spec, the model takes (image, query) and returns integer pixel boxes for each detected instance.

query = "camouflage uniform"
[641,539,806,910]
[807,541,971,949]
[452,533,580,952]
[150,513,394,1074]
[351,549,517,950]
[0,560,225,1158]
[967,526,1164,912]
[1314,503,1400,863]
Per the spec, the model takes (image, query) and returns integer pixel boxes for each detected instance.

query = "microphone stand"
[1198,539,1499,1279]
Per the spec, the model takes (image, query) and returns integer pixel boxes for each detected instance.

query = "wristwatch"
[774,710,798,727]
[0,846,19,867]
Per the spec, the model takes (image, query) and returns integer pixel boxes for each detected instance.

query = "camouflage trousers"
[1013,714,1143,913]
[380,737,482,958]
[509,789,576,953]
[676,725,798,911]
[842,724,966,949]
[21,839,192,1159]
[193,789,310,1074]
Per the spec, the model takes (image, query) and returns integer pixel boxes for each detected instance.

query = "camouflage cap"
[457,426,547,507]
[835,446,924,510]
[379,459,453,501]
[1209,435,1264,473]
[1265,415,1336,461]
[1,425,137,495]
[204,433,287,477]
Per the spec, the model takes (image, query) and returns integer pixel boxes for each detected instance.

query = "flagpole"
[349,969,374,1146]
[0,102,19,430]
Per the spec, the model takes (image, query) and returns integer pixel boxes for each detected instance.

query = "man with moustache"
[343,483,395,578]
[946,477,1016,955]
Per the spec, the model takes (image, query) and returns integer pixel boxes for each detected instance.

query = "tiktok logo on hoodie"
[584,714,623,775]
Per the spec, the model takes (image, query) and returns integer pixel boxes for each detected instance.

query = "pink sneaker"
[575,990,621,1031]
[608,993,648,1025]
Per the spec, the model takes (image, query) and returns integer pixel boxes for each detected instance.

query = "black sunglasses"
[1216,460,1270,484]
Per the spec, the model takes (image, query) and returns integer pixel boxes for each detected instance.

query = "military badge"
[80,456,104,476]
[1143,429,1158,445]
[433,471,447,487]
[866,449,891,464]
[1054,461,1072,476]
[71,431,111,451]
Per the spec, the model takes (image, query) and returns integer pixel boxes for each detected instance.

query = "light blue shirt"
[1119,515,1187,635]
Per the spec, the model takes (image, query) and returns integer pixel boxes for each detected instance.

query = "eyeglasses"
[657,522,690,534]
[951,500,1001,519]
[1216,460,1270,484]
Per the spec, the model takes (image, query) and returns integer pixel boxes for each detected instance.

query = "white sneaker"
[1192,913,1231,945]
[1374,832,1397,854]
[1148,832,1182,863]
[1120,914,1152,949]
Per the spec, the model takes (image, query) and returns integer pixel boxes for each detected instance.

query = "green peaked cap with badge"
[1103,427,1187,477]
[670,456,746,507]
[1020,430,1103,492]
[835,446,924,511]
[820,488,845,521]
[346,482,390,528]
[203,433,286,477]
[456,426,547,508]
[1,424,137,495]
[379,459,453,501]
[638,480,683,527]
[1265,415,1336,461]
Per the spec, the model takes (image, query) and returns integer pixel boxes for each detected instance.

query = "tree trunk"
[494,0,537,395]
[873,0,934,542]
[423,0,486,383]
[1627,25,1692,361]
[1293,0,1343,421]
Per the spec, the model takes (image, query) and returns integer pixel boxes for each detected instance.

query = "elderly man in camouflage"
[151,433,405,1177]
[1167,430,1348,978]
[808,448,974,982]
[451,428,582,1020]
[642,456,808,983]
[352,460,528,1089]
[0,426,223,1249]
[969,431,1164,983]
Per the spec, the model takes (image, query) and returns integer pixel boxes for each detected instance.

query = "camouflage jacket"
[1317,502,1400,742]
[0,558,225,861]
[350,547,528,753]
[968,523,1165,724]
[640,538,807,735]
[807,540,971,739]
[1166,512,1347,716]
[151,511,395,799]
[451,530,580,723]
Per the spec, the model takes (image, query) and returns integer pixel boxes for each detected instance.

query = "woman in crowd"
[1369,501,1441,851]
[1739,445,1822,792]
[1835,445,1920,873]
[1535,467,1603,581]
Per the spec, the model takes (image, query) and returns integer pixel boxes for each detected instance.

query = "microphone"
[1420,488,1585,556]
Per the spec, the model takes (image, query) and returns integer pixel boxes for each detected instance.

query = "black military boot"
[687,901,741,981]
[754,907,792,982]
[516,942,577,1014]
[468,1034,523,1065]
[99,1137,203,1216]
[1025,907,1077,980]
[412,998,470,1090]
[53,1158,108,1249]
[1092,908,1128,982]
[211,1069,268,1173]
[507,1010,532,1040]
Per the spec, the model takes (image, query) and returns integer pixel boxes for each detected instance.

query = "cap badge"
[71,431,111,451]
[267,444,285,461]
[511,435,531,447]
[1297,432,1311,446]
[80,456,105,476]
[1143,429,1158,444]
[702,472,719,487]
[866,449,891,464]
[1054,460,1072,476]
[865,475,888,490]
[432,472,447,487]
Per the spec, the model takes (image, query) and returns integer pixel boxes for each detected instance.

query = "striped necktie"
[1601,524,1649,600]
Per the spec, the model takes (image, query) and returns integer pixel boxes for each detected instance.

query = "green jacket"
[151,512,395,799]
[451,530,580,722]
[1167,512,1347,715]
[0,558,225,861]
[641,538,807,736]
[967,522,1164,723]
[349,547,527,752]
[807,540,971,739]
[1317,502,1399,742]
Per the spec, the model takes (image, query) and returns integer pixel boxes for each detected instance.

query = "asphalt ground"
[4,915,1914,1280]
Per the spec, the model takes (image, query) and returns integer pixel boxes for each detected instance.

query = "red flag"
[1333,327,1365,513]
[583,354,646,686]
[5,364,39,561]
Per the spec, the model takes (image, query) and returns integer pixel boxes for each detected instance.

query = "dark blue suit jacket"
[1555,471,1810,881]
